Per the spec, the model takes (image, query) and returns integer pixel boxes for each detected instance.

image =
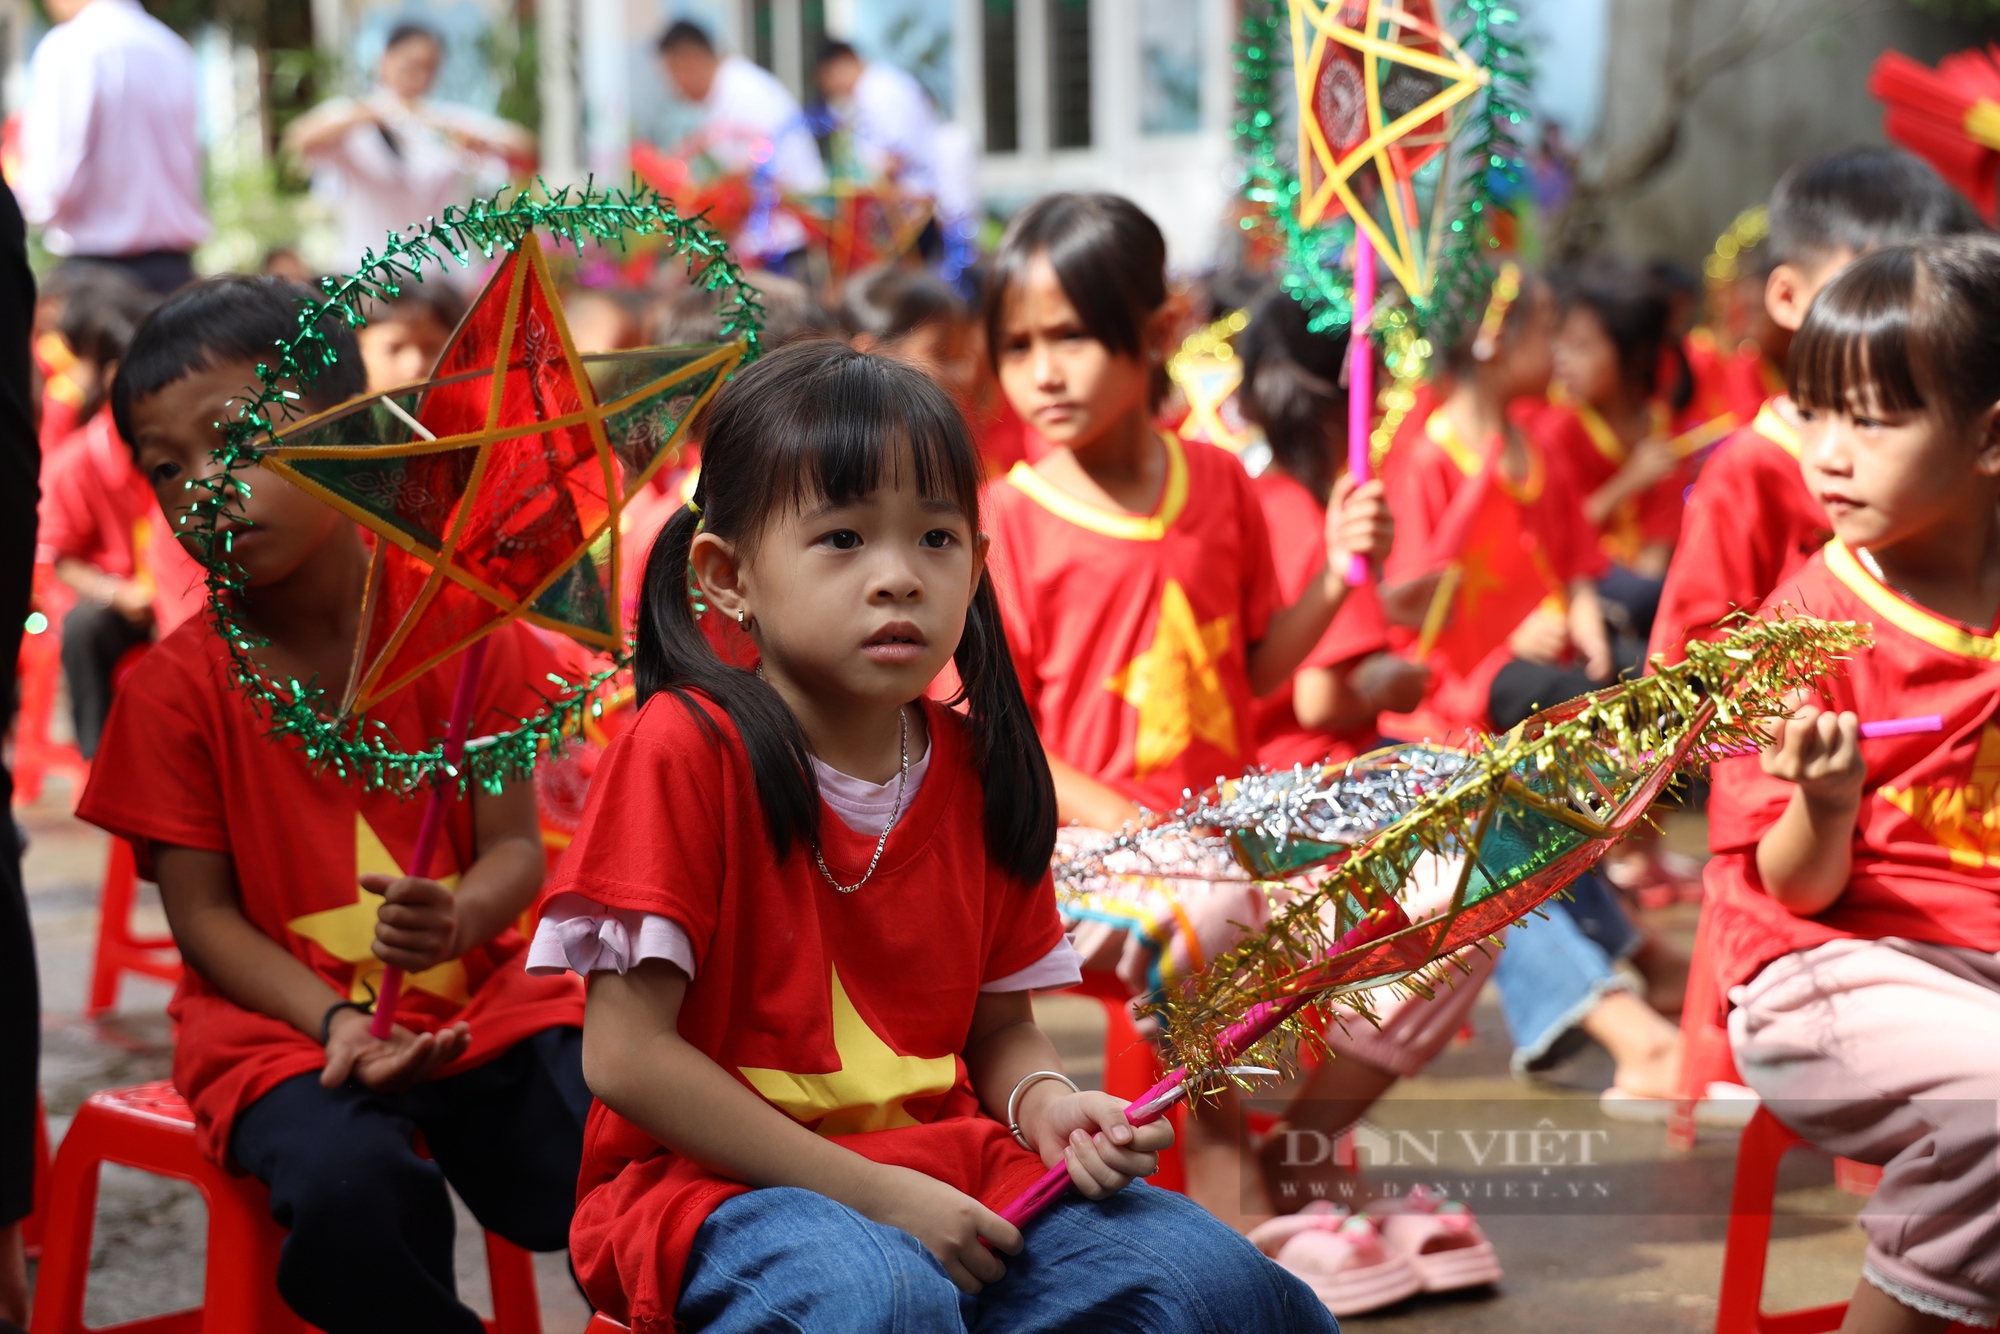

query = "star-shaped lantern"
[260,234,744,716]
[792,184,934,294]
[1290,0,1490,299]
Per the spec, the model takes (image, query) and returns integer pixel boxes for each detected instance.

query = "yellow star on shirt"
[1881,725,2000,869]
[1104,579,1238,780]
[738,967,957,1136]
[286,814,468,1005]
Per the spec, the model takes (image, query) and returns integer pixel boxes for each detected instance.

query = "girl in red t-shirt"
[1720,239,2000,1334]
[533,340,1336,1333]
[1537,257,1699,646]
[979,193,1394,828]
[1380,266,1612,737]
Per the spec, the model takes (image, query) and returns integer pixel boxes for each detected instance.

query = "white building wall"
[973,0,1239,269]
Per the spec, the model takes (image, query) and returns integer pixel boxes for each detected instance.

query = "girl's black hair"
[981,193,1169,406]
[111,275,367,450]
[637,339,1058,885]
[1556,257,1692,412]
[1236,290,1348,504]
[1790,236,2000,432]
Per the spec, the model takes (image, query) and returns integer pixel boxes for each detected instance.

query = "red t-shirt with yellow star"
[1249,467,1393,770]
[1706,540,2000,996]
[985,433,1281,811]
[75,617,585,1165]
[1522,397,1689,565]
[1648,400,1831,666]
[1380,399,1604,736]
[539,693,1064,1332]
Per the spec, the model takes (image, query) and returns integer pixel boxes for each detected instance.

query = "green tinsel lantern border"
[179,183,764,798]
[1234,0,1532,350]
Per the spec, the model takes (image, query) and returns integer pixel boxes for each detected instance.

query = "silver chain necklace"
[814,705,909,894]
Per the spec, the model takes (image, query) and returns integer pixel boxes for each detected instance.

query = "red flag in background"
[1415,434,1561,679]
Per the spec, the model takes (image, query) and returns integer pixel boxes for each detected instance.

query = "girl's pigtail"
[636,501,821,858]
[634,503,704,707]
[952,572,1058,884]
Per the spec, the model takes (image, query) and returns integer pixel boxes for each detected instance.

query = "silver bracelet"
[1006,1069,1078,1151]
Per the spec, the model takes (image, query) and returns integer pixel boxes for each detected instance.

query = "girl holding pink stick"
[527,340,1335,1333]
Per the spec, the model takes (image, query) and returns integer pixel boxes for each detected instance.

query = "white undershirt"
[526,735,1082,990]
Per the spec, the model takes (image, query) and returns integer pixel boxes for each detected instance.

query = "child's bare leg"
[1839,1277,1951,1334]
[1183,1088,1274,1233]
[1254,1054,1397,1214]
[1581,989,1681,1098]
[0,1220,25,1325]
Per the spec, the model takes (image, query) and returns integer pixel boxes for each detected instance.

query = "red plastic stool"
[30,1081,542,1334]
[584,1316,630,1333]
[86,840,180,1019]
[1717,1105,1947,1334]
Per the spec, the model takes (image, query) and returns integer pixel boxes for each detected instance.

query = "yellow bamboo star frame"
[260,234,745,714]
[1291,0,1489,298]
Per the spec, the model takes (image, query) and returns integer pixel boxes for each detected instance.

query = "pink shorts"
[1729,937,2000,1326]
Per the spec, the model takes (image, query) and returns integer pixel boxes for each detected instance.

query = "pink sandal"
[1364,1187,1503,1292]
[1245,1202,1425,1315]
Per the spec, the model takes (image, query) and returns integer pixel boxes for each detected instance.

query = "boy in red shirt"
[77,278,587,1334]
[1714,238,2000,1334]
[1649,146,1981,665]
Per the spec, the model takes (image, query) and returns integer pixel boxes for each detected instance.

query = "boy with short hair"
[1648,146,1981,667]
[77,276,587,1334]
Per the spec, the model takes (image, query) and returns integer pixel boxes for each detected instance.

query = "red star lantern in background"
[1291,0,1489,298]
[793,184,934,294]
[261,234,744,715]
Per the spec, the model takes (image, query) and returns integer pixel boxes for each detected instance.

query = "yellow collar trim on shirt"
[1425,408,1543,503]
[1824,538,2000,661]
[1005,430,1190,541]
[1753,399,1800,458]
[1549,384,1626,466]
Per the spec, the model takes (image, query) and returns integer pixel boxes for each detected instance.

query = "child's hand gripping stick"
[997,900,1410,1231]
[369,638,491,1039]
[1698,713,1942,761]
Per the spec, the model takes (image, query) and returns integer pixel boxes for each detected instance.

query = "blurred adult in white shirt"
[15,0,208,295]
[656,21,827,259]
[284,23,533,271]
[812,42,939,200]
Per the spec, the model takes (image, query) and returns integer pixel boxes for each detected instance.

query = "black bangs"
[982,193,1170,405]
[697,339,981,548]
[1789,245,1930,420]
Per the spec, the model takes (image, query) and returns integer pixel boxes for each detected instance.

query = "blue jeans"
[675,1180,1341,1333]
[1491,873,1639,1075]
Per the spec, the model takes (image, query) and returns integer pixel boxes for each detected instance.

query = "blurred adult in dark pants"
[0,183,42,1331]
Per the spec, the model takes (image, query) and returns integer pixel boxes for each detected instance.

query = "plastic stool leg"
[28,1111,107,1334]
[87,841,138,1019]
[484,1233,543,1334]
[199,1169,308,1334]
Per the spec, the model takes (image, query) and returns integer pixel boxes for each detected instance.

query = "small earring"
[736,608,750,631]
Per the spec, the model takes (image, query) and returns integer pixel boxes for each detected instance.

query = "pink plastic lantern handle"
[997,905,1408,1231]
[1344,230,1377,587]
[368,638,493,1040]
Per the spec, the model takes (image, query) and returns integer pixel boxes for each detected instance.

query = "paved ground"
[21,782,1872,1333]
